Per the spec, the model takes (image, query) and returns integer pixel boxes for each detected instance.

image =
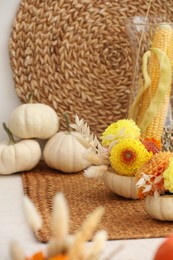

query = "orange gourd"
[154,236,173,260]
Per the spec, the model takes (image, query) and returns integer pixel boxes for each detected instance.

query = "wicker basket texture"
[9,0,173,134]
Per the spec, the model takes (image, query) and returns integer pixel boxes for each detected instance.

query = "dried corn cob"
[131,24,173,141]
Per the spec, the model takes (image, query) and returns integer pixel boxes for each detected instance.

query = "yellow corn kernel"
[136,24,173,140]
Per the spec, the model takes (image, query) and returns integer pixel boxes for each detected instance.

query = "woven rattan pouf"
[9,0,173,134]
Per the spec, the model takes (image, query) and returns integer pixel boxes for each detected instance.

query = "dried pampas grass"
[68,207,104,259]
[11,193,112,260]
[23,196,42,233]
[10,240,25,260]
[84,165,108,178]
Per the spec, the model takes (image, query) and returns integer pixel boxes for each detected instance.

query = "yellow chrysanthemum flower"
[109,138,152,176]
[101,119,141,146]
[163,159,173,193]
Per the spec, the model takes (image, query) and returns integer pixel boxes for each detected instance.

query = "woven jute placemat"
[22,161,173,243]
[9,0,173,134]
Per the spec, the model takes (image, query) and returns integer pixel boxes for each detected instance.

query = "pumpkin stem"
[3,123,16,144]
[27,92,33,103]
[64,113,71,132]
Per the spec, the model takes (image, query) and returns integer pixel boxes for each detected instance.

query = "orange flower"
[26,251,44,260]
[26,252,68,260]
[136,151,173,198]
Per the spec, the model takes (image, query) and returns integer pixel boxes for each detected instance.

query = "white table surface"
[0,0,167,259]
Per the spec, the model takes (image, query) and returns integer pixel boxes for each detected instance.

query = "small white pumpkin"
[43,131,92,173]
[0,123,41,175]
[102,170,138,199]
[8,95,59,139]
[145,195,173,221]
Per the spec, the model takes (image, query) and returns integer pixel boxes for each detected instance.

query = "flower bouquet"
[99,119,156,199]
[83,118,158,199]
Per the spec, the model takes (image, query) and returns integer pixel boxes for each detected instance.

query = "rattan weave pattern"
[22,161,173,243]
[9,0,173,134]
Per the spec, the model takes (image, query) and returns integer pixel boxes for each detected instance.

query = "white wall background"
[0,0,21,140]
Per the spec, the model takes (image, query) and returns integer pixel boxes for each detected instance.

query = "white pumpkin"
[43,131,92,173]
[8,103,59,139]
[102,170,138,199]
[145,195,173,221]
[0,138,41,175]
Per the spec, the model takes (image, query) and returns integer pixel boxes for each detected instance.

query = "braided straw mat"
[9,0,173,134]
[22,161,173,243]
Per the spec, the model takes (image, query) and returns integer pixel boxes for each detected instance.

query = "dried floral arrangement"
[65,110,173,203]
[71,115,162,200]
[10,193,122,260]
